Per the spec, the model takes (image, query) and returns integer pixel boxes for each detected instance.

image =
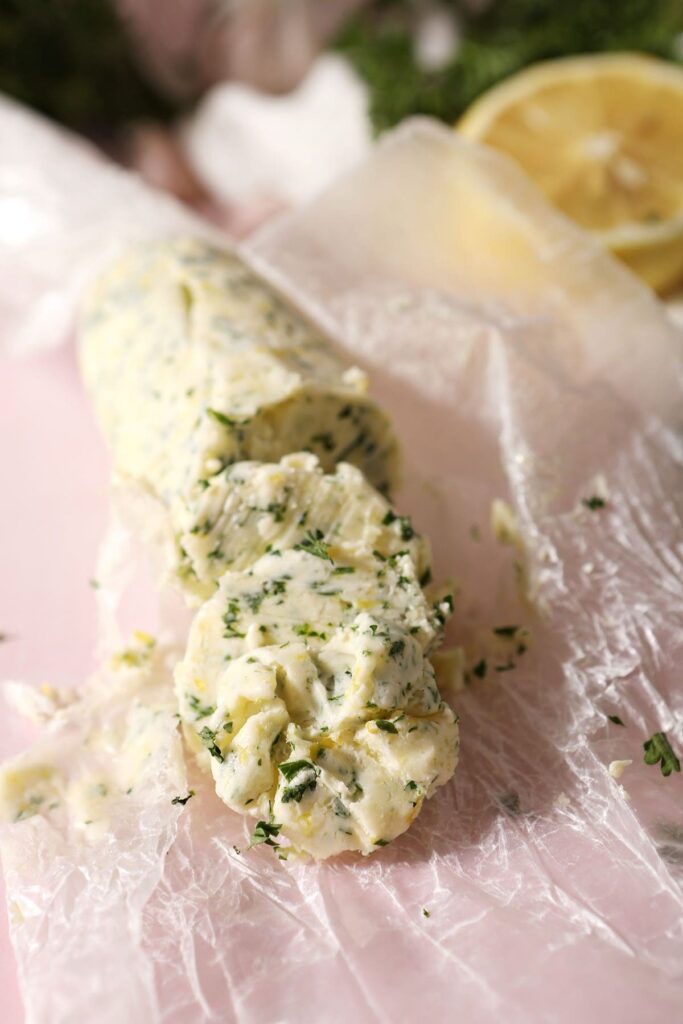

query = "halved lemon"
[457,53,683,294]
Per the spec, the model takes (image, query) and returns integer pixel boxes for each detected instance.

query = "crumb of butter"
[490,499,522,548]
[111,630,157,670]
[431,647,465,701]
[609,759,633,780]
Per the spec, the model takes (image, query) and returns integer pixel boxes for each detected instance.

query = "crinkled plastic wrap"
[0,95,217,356]
[1,106,683,1023]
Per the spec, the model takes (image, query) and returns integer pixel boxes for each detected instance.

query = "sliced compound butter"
[80,238,399,592]
[176,460,459,857]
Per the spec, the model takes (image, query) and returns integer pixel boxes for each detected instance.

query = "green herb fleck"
[294,622,327,640]
[279,759,320,803]
[223,600,246,638]
[187,694,215,720]
[643,731,681,777]
[333,797,351,818]
[389,639,405,659]
[499,792,520,815]
[422,908,431,918]
[382,509,414,540]
[199,726,224,763]
[245,591,265,613]
[295,529,333,563]
[375,719,399,734]
[472,659,487,679]
[493,625,520,637]
[171,790,195,806]
[333,566,355,575]
[312,432,335,452]
[582,495,606,511]
[608,714,625,727]
[206,407,237,428]
[250,819,282,849]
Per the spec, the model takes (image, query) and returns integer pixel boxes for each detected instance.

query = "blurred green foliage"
[3,0,683,135]
[0,0,172,130]
[337,0,683,133]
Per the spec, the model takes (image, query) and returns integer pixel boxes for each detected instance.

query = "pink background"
[0,343,110,1022]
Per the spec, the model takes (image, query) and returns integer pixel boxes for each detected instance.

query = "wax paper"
[1,101,683,1024]
[0,95,217,357]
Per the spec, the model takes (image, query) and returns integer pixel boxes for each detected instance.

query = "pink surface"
[1,343,110,1023]
[1,106,683,1024]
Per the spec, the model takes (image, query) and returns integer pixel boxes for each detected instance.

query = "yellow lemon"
[457,53,683,293]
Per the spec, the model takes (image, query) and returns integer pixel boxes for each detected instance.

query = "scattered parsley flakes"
[493,625,520,638]
[312,431,335,452]
[171,790,195,806]
[422,908,431,918]
[333,797,351,818]
[405,780,418,791]
[375,719,399,734]
[472,659,487,679]
[333,565,355,575]
[278,759,319,803]
[608,714,625,727]
[206,407,237,428]
[295,529,333,563]
[187,694,215,720]
[223,600,246,639]
[582,495,606,511]
[643,731,681,777]
[294,622,327,640]
[499,792,520,815]
[199,726,224,762]
[374,838,389,847]
[382,509,414,540]
[388,639,405,659]
[244,591,265,612]
[249,819,282,849]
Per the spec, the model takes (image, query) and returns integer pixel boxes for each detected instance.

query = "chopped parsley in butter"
[79,239,460,859]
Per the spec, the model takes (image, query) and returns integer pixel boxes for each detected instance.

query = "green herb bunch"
[337,0,683,133]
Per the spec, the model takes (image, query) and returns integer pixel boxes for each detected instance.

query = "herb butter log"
[80,239,459,858]
[80,238,399,598]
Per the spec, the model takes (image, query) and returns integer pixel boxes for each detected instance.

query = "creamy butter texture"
[79,239,459,857]
[81,237,398,596]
